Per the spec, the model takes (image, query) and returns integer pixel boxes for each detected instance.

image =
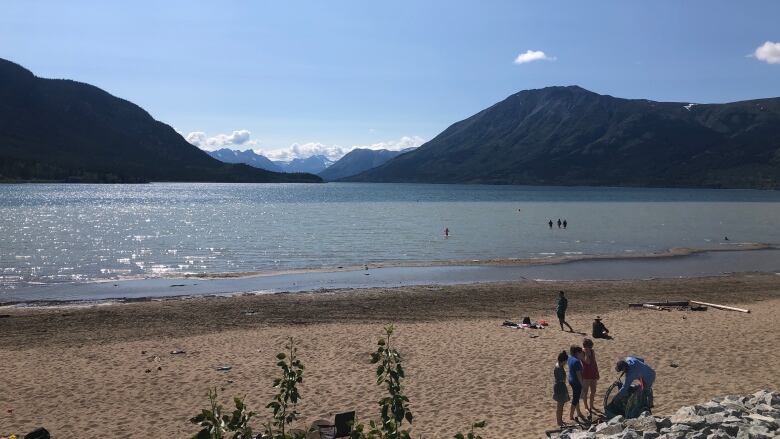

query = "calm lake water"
[2,183,780,291]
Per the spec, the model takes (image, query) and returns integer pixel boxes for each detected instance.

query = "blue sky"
[2,1,779,160]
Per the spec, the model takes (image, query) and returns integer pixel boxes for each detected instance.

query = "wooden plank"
[690,300,750,313]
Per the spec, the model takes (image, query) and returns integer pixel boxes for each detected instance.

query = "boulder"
[624,417,658,433]
[595,423,626,436]
[669,414,705,429]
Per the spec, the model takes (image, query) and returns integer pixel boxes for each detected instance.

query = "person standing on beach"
[563,219,568,229]
[549,219,553,229]
[581,338,600,416]
[568,346,587,423]
[557,218,562,228]
[557,291,574,332]
[444,227,449,238]
[553,350,570,427]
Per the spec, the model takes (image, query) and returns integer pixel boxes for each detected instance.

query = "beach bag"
[521,316,531,325]
[24,428,50,439]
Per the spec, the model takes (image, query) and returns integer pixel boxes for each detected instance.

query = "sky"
[2,1,779,161]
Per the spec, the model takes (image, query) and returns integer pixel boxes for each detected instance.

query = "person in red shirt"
[581,338,600,416]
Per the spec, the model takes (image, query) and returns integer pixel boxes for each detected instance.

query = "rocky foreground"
[554,390,779,439]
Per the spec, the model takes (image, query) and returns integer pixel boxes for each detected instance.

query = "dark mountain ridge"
[0,58,320,183]
[319,148,412,181]
[348,86,780,189]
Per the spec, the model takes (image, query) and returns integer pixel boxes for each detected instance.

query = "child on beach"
[581,338,600,416]
[567,345,587,423]
[553,350,570,427]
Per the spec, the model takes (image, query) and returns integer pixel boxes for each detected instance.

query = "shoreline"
[1,274,778,437]
[178,242,775,280]
[2,245,779,306]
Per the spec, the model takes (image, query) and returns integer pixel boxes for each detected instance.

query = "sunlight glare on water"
[1,182,780,290]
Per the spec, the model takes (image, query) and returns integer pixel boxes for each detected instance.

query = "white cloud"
[754,41,780,64]
[262,136,427,162]
[185,130,257,151]
[513,50,556,65]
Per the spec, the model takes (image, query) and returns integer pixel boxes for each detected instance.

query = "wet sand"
[4,246,779,303]
[1,274,779,438]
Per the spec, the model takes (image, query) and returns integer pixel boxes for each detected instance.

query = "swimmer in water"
[445,227,449,238]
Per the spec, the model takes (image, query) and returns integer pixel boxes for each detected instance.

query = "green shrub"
[190,387,255,439]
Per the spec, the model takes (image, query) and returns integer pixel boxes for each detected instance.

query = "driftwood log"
[689,300,750,313]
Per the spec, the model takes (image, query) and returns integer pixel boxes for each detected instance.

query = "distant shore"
[1,273,778,437]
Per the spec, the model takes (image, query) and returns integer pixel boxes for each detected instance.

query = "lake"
[2,183,780,292]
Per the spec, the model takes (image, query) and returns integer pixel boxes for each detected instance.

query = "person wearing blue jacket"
[614,356,656,407]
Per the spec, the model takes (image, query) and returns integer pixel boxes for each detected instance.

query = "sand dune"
[1,274,778,438]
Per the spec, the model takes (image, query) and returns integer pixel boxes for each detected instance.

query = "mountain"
[347,86,780,189]
[206,148,282,172]
[318,148,414,181]
[273,155,334,174]
[0,58,321,183]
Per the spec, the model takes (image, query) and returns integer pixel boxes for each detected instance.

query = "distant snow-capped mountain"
[273,155,334,174]
[206,148,282,172]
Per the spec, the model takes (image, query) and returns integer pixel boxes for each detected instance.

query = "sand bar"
[2,247,779,304]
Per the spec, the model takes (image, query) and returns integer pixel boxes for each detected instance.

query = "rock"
[670,424,693,433]
[736,424,771,439]
[596,423,626,436]
[753,404,778,418]
[696,402,725,416]
[676,407,698,417]
[568,431,596,439]
[719,423,740,436]
[621,431,640,439]
[656,418,673,429]
[670,414,705,429]
[705,430,731,439]
[609,416,626,425]
[704,414,725,427]
[743,413,777,427]
[642,433,660,439]
[625,417,658,433]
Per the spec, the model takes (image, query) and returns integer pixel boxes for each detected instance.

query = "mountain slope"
[318,148,412,181]
[348,86,780,189]
[206,148,283,172]
[273,155,334,174]
[0,58,320,183]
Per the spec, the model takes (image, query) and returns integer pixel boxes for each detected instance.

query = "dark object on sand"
[628,301,690,308]
[25,427,50,439]
[170,350,186,355]
[216,366,232,371]
[334,411,356,438]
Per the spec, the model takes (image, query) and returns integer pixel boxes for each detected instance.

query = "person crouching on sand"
[592,316,611,339]
[581,338,600,417]
[567,346,587,423]
[553,350,570,427]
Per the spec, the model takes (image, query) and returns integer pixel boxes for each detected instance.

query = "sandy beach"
[1,273,779,438]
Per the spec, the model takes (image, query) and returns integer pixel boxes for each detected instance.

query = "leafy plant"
[454,421,486,439]
[350,325,414,439]
[190,387,255,439]
[264,336,305,439]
